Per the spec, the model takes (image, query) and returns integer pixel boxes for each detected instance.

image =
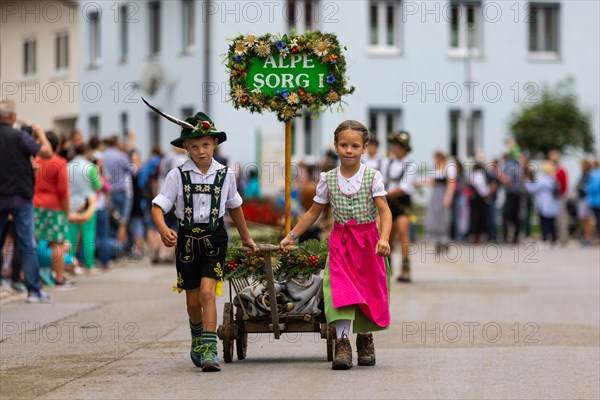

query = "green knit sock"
[201,331,218,347]
[190,320,203,336]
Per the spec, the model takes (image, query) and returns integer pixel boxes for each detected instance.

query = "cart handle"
[240,244,297,253]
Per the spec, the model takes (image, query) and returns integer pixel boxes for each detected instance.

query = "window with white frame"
[291,111,319,157]
[89,11,101,65]
[449,110,482,160]
[528,3,559,57]
[23,38,36,76]
[369,109,401,152]
[55,32,68,71]
[449,1,481,57]
[89,115,100,137]
[287,0,318,33]
[368,0,401,54]
[149,2,161,57]
[182,0,196,52]
[119,4,128,62]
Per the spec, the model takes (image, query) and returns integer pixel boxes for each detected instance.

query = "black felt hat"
[388,130,412,151]
[170,112,227,148]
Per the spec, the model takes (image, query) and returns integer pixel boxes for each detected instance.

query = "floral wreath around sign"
[227,31,355,122]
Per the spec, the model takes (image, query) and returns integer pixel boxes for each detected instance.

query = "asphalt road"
[1,242,599,399]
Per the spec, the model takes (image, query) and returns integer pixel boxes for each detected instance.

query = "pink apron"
[328,220,390,327]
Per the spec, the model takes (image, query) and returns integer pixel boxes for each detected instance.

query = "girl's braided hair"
[333,120,370,145]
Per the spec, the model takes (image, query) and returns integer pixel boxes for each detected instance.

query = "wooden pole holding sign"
[285,119,292,234]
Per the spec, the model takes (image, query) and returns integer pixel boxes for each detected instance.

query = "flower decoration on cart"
[226,31,355,122]
[224,239,329,282]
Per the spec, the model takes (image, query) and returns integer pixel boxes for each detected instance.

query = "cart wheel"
[236,332,248,360]
[222,303,234,363]
[235,307,248,360]
[326,324,337,362]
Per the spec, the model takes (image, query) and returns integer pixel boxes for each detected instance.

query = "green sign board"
[227,32,354,122]
[245,54,329,95]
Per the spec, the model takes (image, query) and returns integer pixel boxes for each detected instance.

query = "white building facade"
[1,0,80,133]
[74,0,598,185]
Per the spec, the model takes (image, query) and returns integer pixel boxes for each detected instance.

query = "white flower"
[287,92,300,105]
[290,38,299,48]
[244,34,258,48]
[313,38,332,57]
[232,85,247,100]
[255,41,271,57]
[251,88,262,94]
[234,40,247,55]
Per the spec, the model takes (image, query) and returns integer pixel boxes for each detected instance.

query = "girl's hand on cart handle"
[376,239,391,257]
[279,236,295,253]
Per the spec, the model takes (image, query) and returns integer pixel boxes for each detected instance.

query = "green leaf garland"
[225,239,329,282]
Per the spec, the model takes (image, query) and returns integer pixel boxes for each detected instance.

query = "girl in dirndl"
[280,120,392,370]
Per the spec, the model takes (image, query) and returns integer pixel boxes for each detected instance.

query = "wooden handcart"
[217,244,336,362]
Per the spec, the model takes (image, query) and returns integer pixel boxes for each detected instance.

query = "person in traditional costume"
[280,120,392,370]
[146,99,258,372]
[382,131,416,282]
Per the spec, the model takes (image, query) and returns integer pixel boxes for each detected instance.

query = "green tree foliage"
[510,78,594,156]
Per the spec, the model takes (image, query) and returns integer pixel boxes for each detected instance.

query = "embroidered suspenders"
[178,166,227,231]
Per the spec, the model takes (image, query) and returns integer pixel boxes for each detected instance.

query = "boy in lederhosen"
[149,105,257,372]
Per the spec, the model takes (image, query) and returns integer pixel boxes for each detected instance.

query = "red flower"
[201,121,212,131]
[228,260,238,271]
[309,255,319,266]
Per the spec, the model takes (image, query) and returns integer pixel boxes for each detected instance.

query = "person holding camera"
[0,99,53,303]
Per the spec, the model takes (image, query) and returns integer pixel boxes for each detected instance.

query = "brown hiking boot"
[356,333,376,366]
[397,259,411,283]
[332,338,353,370]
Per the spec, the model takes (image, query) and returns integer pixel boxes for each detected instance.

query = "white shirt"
[361,153,385,172]
[152,159,242,223]
[434,162,458,180]
[313,164,387,204]
[471,169,490,197]
[381,156,416,195]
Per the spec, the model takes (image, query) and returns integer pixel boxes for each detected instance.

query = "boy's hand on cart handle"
[160,228,178,247]
[241,238,259,255]
[376,239,391,257]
